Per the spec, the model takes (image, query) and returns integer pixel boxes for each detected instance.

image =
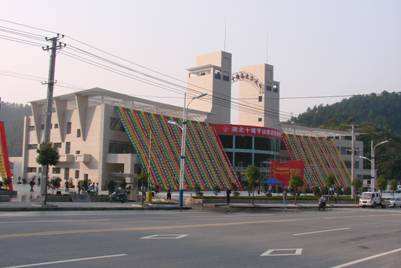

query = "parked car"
[359,192,385,208]
[386,197,401,208]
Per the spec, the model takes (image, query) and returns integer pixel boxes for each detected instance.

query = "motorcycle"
[318,196,326,211]
[110,188,128,203]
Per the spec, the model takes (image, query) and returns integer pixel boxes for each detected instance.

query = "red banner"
[0,121,12,191]
[212,124,282,139]
[271,160,304,187]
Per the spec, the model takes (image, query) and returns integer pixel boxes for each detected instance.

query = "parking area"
[0,208,401,267]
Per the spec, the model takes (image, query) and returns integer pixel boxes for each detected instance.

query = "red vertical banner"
[0,121,12,191]
[271,160,304,187]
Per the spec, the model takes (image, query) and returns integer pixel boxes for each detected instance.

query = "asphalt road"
[0,208,401,268]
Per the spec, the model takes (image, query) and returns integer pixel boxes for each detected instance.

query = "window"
[75,150,80,155]
[258,117,262,122]
[223,75,230,81]
[65,142,71,154]
[75,170,80,179]
[28,144,37,150]
[84,174,88,180]
[254,137,272,151]
[214,71,221,80]
[53,143,62,149]
[266,85,272,91]
[66,122,72,134]
[27,167,37,173]
[77,129,81,138]
[54,123,59,129]
[273,84,279,93]
[110,117,124,131]
[234,152,252,167]
[108,141,135,154]
[41,124,44,130]
[219,135,233,148]
[254,153,273,167]
[28,125,35,131]
[235,136,252,149]
[52,167,61,174]
[258,96,262,102]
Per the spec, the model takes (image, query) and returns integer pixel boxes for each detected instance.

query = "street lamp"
[168,92,207,208]
[358,139,390,192]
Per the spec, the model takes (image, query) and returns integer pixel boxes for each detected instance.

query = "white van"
[359,192,383,208]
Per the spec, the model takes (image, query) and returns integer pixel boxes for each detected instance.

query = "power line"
[0,18,58,35]
[60,50,293,120]
[0,34,44,47]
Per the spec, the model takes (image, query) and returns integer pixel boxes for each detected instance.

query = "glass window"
[52,167,61,174]
[28,125,35,131]
[65,142,71,154]
[75,170,80,179]
[258,96,262,102]
[223,75,230,81]
[214,71,221,80]
[27,167,37,173]
[110,117,124,131]
[235,136,252,149]
[219,135,233,148]
[66,122,72,134]
[258,117,262,122]
[254,153,273,167]
[234,152,252,168]
[254,137,271,151]
[77,129,81,138]
[108,141,136,154]
[54,123,59,129]
[225,152,233,165]
[53,143,62,149]
[28,144,37,150]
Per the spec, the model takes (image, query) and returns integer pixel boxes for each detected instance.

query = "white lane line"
[332,248,401,268]
[0,219,110,224]
[2,253,127,268]
[141,234,188,239]
[293,227,351,236]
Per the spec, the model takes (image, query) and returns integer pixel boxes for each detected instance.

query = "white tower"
[187,51,232,124]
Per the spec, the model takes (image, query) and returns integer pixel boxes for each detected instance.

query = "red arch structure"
[0,121,12,191]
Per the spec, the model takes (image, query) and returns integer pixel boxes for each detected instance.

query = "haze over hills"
[290,91,401,181]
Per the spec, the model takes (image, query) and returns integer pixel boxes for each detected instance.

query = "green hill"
[290,91,401,181]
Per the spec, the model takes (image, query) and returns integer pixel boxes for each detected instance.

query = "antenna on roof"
[223,18,227,51]
[265,32,269,64]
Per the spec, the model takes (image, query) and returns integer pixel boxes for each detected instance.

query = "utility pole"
[40,34,65,206]
[371,140,375,192]
[350,125,355,198]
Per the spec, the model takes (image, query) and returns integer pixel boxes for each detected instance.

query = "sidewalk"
[205,203,358,209]
[0,201,190,211]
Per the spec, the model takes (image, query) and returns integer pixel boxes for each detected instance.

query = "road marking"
[332,248,401,268]
[0,219,110,224]
[292,227,351,236]
[0,218,300,240]
[141,234,188,239]
[2,253,127,268]
[261,248,303,256]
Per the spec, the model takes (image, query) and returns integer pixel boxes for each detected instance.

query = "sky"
[0,0,400,120]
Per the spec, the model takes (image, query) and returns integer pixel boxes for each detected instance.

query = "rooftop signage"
[212,124,282,139]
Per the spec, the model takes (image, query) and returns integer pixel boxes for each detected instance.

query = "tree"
[212,185,221,196]
[352,179,363,195]
[107,180,117,194]
[377,175,387,192]
[245,165,260,205]
[390,179,398,194]
[289,176,304,204]
[36,142,59,205]
[325,174,336,194]
[50,177,61,193]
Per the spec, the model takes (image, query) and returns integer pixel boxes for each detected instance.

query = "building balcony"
[75,154,91,164]
[58,154,75,163]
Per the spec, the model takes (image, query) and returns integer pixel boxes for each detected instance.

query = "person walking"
[226,188,232,205]
[283,189,288,205]
[29,179,35,192]
[167,187,172,200]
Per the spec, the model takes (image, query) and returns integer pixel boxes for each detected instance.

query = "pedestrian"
[65,180,69,193]
[95,183,99,194]
[283,189,287,205]
[22,177,27,184]
[226,188,231,205]
[17,176,22,184]
[29,179,35,192]
[37,177,41,186]
[167,187,172,200]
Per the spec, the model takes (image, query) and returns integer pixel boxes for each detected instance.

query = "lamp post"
[168,92,207,208]
[358,139,390,192]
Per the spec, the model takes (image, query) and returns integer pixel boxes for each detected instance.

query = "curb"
[0,206,192,212]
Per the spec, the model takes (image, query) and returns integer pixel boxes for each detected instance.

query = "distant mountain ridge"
[290,91,401,135]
